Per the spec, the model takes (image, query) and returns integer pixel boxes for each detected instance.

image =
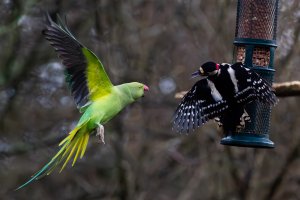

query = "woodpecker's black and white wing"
[231,63,278,106]
[249,71,277,105]
[173,79,229,133]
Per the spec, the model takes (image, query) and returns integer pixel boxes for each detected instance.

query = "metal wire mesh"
[242,68,275,135]
[236,46,271,67]
[223,0,278,147]
[253,46,270,66]
[236,46,246,62]
[235,0,278,40]
[234,45,274,135]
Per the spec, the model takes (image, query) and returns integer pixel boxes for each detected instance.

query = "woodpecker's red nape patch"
[216,63,220,70]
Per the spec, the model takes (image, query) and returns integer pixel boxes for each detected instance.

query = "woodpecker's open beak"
[191,70,201,79]
[144,85,149,92]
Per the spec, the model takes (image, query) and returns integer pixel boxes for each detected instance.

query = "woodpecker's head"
[191,61,220,78]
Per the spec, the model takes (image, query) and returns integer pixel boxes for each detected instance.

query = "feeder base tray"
[220,133,274,148]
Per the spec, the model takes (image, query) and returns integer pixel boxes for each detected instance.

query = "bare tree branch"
[273,81,300,97]
[175,81,300,99]
[263,139,300,200]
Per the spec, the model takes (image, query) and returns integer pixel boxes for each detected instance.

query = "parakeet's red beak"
[144,85,149,92]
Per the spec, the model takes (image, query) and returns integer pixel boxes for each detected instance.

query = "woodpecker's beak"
[143,85,149,92]
[191,70,201,79]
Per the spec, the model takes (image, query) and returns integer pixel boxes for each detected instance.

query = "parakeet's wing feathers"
[173,79,228,133]
[232,63,278,106]
[43,14,113,109]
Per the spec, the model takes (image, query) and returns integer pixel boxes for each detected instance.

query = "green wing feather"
[43,14,114,109]
[82,48,114,100]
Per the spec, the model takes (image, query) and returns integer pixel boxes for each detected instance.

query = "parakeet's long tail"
[16,120,90,190]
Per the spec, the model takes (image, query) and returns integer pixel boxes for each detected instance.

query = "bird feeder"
[220,0,279,148]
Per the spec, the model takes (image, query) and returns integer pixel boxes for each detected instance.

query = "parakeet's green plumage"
[16,14,149,190]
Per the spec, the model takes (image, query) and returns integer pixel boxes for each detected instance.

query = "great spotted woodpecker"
[173,61,278,134]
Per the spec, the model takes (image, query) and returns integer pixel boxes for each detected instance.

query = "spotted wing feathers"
[173,79,228,133]
[250,72,277,105]
[232,63,277,106]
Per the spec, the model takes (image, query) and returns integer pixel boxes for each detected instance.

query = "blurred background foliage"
[0,0,299,200]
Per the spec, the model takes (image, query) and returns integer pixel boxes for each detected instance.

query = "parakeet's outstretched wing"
[231,63,278,106]
[173,79,229,133]
[42,14,113,109]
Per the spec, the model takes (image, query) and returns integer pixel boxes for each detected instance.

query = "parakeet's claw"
[96,124,105,144]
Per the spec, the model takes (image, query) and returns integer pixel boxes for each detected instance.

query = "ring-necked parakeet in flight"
[17,14,149,189]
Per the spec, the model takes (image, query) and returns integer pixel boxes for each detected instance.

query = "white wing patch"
[207,79,222,101]
[228,66,238,93]
[221,63,231,66]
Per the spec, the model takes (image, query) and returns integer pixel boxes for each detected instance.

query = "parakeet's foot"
[96,124,105,144]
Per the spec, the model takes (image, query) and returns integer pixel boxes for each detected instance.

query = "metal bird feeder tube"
[220,0,279,148]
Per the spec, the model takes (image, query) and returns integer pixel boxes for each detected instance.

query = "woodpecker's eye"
[199,67,204,74]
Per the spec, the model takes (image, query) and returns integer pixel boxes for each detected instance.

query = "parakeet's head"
[191,61,220,78]
[127,82,149,100]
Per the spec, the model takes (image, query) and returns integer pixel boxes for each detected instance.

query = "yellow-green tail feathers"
[16,121,90,190]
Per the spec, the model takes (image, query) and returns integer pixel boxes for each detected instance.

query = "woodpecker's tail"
[16,120,90,190]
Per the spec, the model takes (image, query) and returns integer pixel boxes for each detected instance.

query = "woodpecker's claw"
[96,124,105,144]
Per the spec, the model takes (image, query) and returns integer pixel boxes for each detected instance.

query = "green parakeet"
[17,14,149,190]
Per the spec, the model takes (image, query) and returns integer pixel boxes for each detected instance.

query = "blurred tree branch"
[225,148,255,200]
[0,33,46,130]
[272,81,300,97]
[277,16,300,75]
[0,134,64,158]
[175,81,300,99]
[264,138,300,200]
